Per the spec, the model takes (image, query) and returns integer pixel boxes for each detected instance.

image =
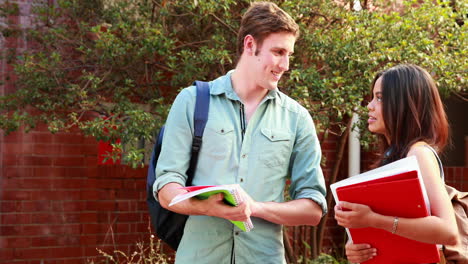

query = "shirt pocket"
[201,121,235,160]
[258,128,292,168]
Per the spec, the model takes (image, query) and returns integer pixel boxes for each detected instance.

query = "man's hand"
[200,191,253,222]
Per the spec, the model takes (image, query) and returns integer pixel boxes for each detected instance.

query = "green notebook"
[169,185,254,232]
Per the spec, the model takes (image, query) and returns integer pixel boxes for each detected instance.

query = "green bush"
[0,0,465,167]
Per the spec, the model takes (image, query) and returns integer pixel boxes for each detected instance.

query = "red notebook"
[336,170,440,264]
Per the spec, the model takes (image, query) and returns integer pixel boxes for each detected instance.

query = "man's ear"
[243,34,256,56]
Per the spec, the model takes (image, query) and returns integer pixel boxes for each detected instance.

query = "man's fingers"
[209,193,224,202]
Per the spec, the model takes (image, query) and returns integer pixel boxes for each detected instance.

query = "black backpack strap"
[186,81,210,185]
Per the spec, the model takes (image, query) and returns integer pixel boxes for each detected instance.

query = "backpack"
[443,185,468,264]
[146,81,210,250]
[424,145,468,264]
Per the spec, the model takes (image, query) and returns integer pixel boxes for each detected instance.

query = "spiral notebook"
[169,184,254,232]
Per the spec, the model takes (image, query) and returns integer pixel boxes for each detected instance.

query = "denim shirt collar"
[210,70,281,104]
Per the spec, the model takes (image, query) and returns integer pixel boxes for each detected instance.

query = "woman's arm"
[335,144,458,245]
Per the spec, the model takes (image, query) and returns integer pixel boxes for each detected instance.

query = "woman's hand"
[334,201,376,229]
[345,241,377,263]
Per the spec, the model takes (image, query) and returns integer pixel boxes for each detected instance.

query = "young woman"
[334,64,459,263]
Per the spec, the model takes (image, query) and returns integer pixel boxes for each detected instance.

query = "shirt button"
[221,129,225,133]
[242,154,247,158]
[235,231,240,236]
[240,178,244,182]
[271,135,275,139]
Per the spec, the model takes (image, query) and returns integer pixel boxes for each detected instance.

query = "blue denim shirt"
[154,71,327,264]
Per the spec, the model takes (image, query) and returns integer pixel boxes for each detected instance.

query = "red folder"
[336,170,440,264]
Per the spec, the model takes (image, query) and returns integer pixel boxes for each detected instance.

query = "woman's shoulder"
[407,141,435,157]
[407,141,440,175]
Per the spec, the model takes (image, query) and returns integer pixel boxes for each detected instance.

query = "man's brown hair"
[237,1,299,57]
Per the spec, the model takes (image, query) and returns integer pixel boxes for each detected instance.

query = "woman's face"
[367,77,388,138]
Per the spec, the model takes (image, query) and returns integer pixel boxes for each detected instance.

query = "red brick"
[80,212,98,223]
[1,213,31,225]
[115,190,140,200]
[78,190,99,200]
[2,154,18,166]
[62,213,81,223]
[115,212,140,222]
[29,190,81,201]
[82,223,106,235]
[33,167,66,178]
[51,178,84,189]
[61,201,86,212]
[63,167,92,178]
[115,223,130,233]
[83,246,107,256]
[0,237,31,249]
[84,156,99,166]
[32,132,56,143]
[19,156,54,167]
[53,156,86,167]
[32,143,61,155]
[134,222,148,233]
[85,201,117,211]
[47,246,83,258]
[116,201,130,211]
[2,142,31,155]
[30,236,58,247]
[0,201,21,212]
[60,144,83,156]
[21,201,51,212]
[136,201,147,211]
[0,225,21,236]
[0,248,15,261]
[32,213,80,225]
[22,178,52,189]
[1,190,31,200]
[3,167,35,178]
[79,235,98,245]
[24,224,81,236]
[82,144,98,155]
[13,247,52,259]
[114,233,144,245]
[31,235,80,247]
[95,179,123,189]
[3,131,34,143]
[21,225,53,236]
[32,213,55,224]
[55,133,84,144]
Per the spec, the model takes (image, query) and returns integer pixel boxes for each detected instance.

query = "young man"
[154,2,327,263]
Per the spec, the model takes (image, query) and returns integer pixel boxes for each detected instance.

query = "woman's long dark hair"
[372,64,449,166]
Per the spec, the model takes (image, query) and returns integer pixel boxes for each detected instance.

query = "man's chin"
[265,82,279,91]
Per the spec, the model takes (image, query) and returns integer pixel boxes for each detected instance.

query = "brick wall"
[0,125,150,263]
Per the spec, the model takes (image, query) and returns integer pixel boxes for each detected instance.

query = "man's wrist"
[189,197,210,215]
[250,201,264,218]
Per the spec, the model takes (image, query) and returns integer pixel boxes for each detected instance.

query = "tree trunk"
[284,229,297,264]
[315,116,353,255]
